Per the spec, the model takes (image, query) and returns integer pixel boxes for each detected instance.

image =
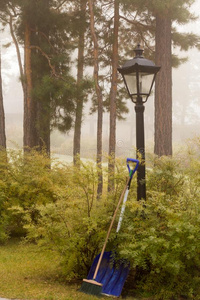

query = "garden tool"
[80,158,139,297]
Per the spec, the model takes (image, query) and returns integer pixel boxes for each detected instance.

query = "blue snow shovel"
[87,158,139,297]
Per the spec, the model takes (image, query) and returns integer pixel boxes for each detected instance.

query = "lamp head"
[118,45,161,103]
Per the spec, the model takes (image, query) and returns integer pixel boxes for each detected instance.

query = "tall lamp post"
[118,44,160,201]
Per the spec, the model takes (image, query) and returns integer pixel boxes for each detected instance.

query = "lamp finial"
[134,44,144,57]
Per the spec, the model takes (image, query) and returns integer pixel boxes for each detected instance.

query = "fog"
[1,1,200,158]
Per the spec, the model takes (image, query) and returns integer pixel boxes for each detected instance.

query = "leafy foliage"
[22,158,130,280]
[0,149,72,238]
[117,142,200,299]
[1,142,200,299]
[0,149,130,278]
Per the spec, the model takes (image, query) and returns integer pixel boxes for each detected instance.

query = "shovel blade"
[87,251,129,297]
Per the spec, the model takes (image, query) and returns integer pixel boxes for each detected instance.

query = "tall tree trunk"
[88,0,103,197]
[0,51,6,149]
[9,11,38,151]
[154,15,172,156]
[31,0,51,155]
[24,20,37,149]
[37,101,51,155]
[108,0,119,192]
[73,0,87,166]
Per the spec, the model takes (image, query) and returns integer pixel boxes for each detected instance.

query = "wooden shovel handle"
[93,176,130,280]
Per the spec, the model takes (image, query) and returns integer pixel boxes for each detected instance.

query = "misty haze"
[2,0,200,161]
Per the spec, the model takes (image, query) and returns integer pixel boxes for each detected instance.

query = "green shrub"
[0,149,72,237]
[0,150,10,243]
[118,149,200,299]
[22,159,130,280]
[2,141,200,299]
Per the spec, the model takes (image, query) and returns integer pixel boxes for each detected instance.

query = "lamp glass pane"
[139,73,154,95]
[124,74,137,95]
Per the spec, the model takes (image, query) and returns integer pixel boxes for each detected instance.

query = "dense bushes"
[22,158,131,280]
[1,140,200,299]
[0,149,72,238]
[118,145,200,299]
[118,194,200,299]
[0,149,130,278]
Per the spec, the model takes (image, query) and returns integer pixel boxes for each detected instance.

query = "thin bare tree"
[88,0,103,197]
[108,0,119,191]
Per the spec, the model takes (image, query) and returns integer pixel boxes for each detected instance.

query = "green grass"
[0,239,138,300]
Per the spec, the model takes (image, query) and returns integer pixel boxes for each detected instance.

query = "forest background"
[1,1,200,299]
[2,0,200,162]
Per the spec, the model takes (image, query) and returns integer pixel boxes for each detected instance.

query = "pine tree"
[23,11,38,150]
[87,0,145,190]
[153,0,199,156]
[88,0,104,197]
[1,0,77,153]
[73,0,87,166]
[155,13,172,156]
[108,0,119,191]
[118,0,200,157]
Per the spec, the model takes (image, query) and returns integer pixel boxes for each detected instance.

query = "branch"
[29,45,56,76]
[101,1,113,8]
[7,2,19,17]
[29,45,67,82]
[0,14,8,23]
[119,14,152,30]
[55,0,69,11]
[30,28,58,53]
[9,14,25,92]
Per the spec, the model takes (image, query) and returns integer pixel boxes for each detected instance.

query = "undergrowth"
[0,138,200,299]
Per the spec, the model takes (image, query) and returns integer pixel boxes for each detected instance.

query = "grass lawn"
[0,239,138,300]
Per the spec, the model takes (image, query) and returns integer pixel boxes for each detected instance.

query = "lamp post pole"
[135,96,146,201]
[118,44,160,201]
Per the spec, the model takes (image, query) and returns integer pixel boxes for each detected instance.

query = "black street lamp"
[118,44,160,201]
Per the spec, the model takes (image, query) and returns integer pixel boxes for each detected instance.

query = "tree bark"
[32,0,51,155]
[24,20,37,149]
[0,51,6,149]
[37,101,51,156]
[88,0,103,197]
[154,14,172,156]
[73,0,87,166]
[108,0,119,191]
